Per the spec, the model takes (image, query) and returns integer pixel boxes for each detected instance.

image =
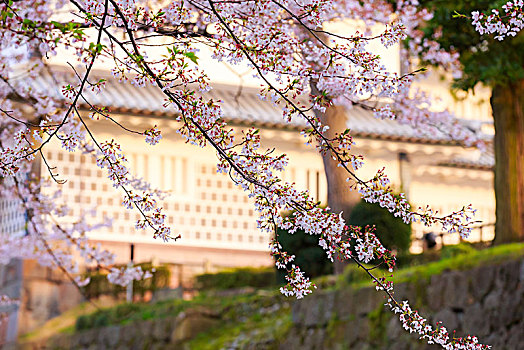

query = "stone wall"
[17,260,84,334]
[16,309,219,350]
[283,258,524,350]
[0,259,23,344]
[16,258,524,349]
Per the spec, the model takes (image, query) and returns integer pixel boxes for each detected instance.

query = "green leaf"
[452,10,467,19]
[183,51,199,64]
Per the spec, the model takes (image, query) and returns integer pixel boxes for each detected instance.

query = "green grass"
[392,242,524,283]
[74,288,282,331]
[196,266,276,290]
[335,242,524,289]
[29,242,523,341]
[186,307,292,350]
[18,296,120,342]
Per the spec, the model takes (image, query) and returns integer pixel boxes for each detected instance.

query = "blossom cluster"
[107,265,153,287]
[472,1,524,40]
[388,299,490,350]
[374,88,486,150]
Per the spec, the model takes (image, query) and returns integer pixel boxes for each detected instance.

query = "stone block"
[52,335,73,349]
[152,316,176,341]
[338,318,365,346]
[291,299,303,325]
[386,316,402,340]
[278,327,303,350]
[170,312,219,343]
[442,271,468,309]
[120,324,140,346]
[334,289,355,320]
[301,328,325,350]
[433,308,460,334]
[469,265,495,300]
[137,319,154,338]
[462,303,489,337]
[151,287,183,303]
[497,290,524,327]
[483,288,502,310]
[506,322,524,350]
[98,325,121,348]
[483,330,507,350]
[520,259,524,282]
[305,292,335,327]
[292,291,335,327]
[57,283,83,314]
[393,283,416,303]
[77,329,98,347]
[493,260,521,292]
[427,275,445,311]
[352,287,381,316]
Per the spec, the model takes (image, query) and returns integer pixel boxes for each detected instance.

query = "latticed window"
[0,197,26,237]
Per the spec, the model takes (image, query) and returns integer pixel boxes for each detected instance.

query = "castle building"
[29,67,496,276]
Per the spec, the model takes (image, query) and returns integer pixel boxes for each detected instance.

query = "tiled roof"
[443,146,495,170]
[16,66,494,168]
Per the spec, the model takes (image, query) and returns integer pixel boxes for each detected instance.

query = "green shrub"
[348,199,412,254]
[440,243,477,260]
[196,267,276,290]
[394,251,441,268]
[92,312,110,328]
[275,212,333,283]
[340,263,372,285]
[75,315,91,331]
[114,303,141,319]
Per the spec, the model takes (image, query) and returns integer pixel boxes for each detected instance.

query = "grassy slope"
[339,242,524,289]
[22,243,524,344]
[18,297,120,343]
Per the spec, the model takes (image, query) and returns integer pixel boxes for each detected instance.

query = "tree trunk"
[491,80,524,244]
[311,99,361,274]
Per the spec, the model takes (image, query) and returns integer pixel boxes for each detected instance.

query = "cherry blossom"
[471,1,524,40]
[0,0,493,348]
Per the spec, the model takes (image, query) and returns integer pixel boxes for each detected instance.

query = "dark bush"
[75,303,146,331]
[440,243,477,260]
[195,267,276,290]
[75,315,91,331]
[114,303,141,319]
[348,199,412,254]
[275,212,333,283]
[394,251,440,268]
[340,263,371,285]
[92,312,110,328]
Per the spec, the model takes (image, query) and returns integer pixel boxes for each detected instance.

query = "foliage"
[187,307,292,350]
[74,289,282,331]
[338,263,373,286]
[440,242,478,260]
[195,267,277,291]
[82,262,170,300]
[419,0,524,89]
[76,303,143,331]
[394,251,441,268]
[367,304,389,345]
[348,199,412,253]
